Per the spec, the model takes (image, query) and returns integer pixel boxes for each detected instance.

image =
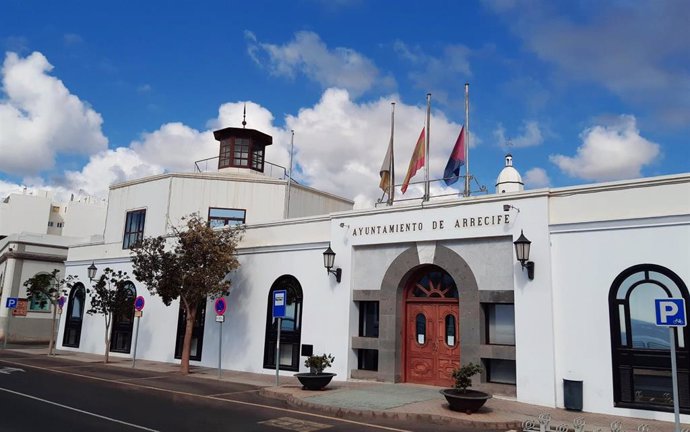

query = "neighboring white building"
[0,191,107,343]
[0,190,106,238]
[56,124,689,424]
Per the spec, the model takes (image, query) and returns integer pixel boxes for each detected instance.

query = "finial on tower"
[242,103,247,128]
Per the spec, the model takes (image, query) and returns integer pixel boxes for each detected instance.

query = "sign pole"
[131,296,145,368]
[3,298,18,350]
[132,315,141,368]
[218,320,222,379]
[213,298,227,380]
[275,317,281,387]
[2,316,8,349]
[654,298,685,432]
[669,327,680,432]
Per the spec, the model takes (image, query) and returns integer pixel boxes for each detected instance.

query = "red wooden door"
[405,302,459,386]
[434,304,460,386]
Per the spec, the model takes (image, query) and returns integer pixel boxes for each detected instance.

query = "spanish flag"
[401,127,425,194]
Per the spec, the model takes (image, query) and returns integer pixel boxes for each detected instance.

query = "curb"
[259,388,524,429]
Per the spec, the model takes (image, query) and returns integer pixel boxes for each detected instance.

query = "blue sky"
[1,0,688,207]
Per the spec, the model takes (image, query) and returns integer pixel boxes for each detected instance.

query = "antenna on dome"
[242,103,247,128]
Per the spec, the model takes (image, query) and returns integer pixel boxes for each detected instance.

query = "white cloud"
[64,148,164,198]
[550,115,660,182]
[0,52,108,175]
[130,123,215,173]
[494,120,544,149]
[283,88,465,207]
[524,167,550,188]
[0,179,26,198]
[246,31,390,98]
[0,50,467,207]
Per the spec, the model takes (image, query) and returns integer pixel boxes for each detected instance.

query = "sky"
[1,0,688,208]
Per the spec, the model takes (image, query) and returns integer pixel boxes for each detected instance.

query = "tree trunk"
[180,304,197,375]
[104,314,111,364]
[48,306,57,356]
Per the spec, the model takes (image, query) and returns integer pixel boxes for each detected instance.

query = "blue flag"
[443,126,465,186]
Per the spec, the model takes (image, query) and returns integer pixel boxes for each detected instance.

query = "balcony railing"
[193,157,298,183]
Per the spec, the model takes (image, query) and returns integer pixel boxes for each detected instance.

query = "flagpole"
[464,83,470,197]
[424,93,431,201]
[389,102,395,206]
[285,130,294,218]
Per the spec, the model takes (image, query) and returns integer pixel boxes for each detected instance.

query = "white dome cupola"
[495,153,524,194]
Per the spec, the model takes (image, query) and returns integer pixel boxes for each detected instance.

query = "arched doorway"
[404,265,459,386]
[63,283,85,348]
[110,281,136,353]
[263,275,303,371]
[609,264,690,413]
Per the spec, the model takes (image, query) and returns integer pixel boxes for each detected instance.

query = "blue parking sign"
[655,298,686,327]
[5,297,18,309]
[272,290,286,318]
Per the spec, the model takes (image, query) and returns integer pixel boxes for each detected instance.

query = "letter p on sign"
[655,298,686,327]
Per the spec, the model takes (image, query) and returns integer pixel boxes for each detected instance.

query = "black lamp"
[87,261,97,281]
[322,245,342,283]
[513,230,535,280]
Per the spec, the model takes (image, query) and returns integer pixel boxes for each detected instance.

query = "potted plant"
[440,362,492,414]
[294,353,336,390]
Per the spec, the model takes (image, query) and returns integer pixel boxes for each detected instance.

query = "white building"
[56,124,689,423]
[0,191,107,342]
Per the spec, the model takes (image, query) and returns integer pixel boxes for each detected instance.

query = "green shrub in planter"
[451,362,483,393]
[304,353,335,374]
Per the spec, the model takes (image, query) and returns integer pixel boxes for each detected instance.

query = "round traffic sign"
[214,298,227,316]
[134,296,146,311]
[57,296,66,309]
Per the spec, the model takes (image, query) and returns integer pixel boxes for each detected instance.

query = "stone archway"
[376,243,479,383]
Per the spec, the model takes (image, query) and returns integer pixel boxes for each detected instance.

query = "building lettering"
[351,214,509,237]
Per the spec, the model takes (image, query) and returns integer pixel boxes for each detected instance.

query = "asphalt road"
[0,350,497,432]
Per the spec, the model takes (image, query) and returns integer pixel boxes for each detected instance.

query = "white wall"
[103,177,171,243]
[63,200,107,238]
[167,175,286,226]
[103,173,352,246]
[58,244,352,379]
[550,175,690,225]
[0,194,51,236]
[288,185,353,219]
[551,218,690,422]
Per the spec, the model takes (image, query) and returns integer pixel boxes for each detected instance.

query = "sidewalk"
[4,347,686,432]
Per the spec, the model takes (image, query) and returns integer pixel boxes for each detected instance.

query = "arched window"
[263,276,303,371]
[63,283,86,348]
[407,266,458,299]
[110,282,136,354]
[609,264,690,413]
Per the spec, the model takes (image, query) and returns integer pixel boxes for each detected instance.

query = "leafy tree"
[86,267,133,363]
[131,214,241,374]
[23,269,77,355]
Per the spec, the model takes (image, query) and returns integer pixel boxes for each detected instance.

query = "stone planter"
[294,372,337,390]
[440,389,492,414]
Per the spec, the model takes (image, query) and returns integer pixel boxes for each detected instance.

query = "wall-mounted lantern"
[513,230,535,280]
[87,262,98,281]
[322,245,342,283]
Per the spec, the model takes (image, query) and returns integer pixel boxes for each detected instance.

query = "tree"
[131,214,241,374]
[86,267,133,363]
[23,269,77,355]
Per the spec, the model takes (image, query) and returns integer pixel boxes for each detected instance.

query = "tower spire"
[242,103,247,128]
